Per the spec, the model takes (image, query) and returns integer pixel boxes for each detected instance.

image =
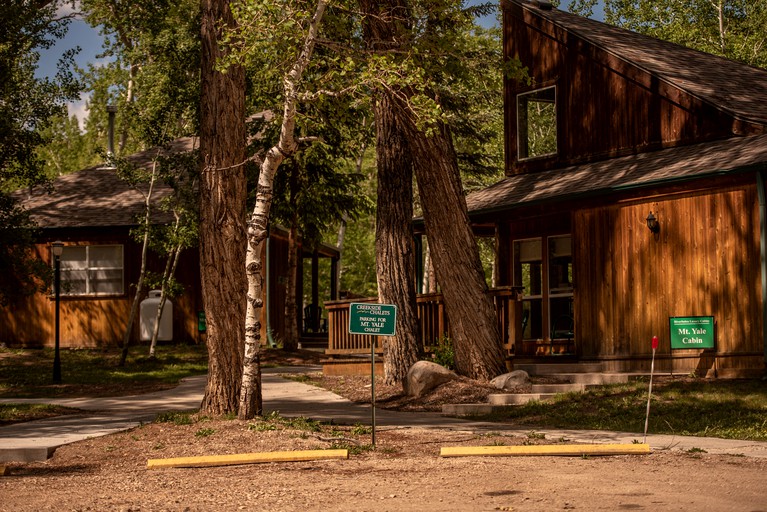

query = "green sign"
[669,316,715,349]
[349,303,397,336]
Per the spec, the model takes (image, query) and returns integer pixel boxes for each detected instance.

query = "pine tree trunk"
[199,0,247,416]
[361,0,420,386]
[374,91,420,386]
[282,220,299,351]
[408,121,506,380]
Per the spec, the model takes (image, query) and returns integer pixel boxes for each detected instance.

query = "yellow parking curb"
[440,444,651,457]
[147,449,349,469]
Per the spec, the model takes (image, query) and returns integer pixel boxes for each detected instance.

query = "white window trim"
[55,244,125,297]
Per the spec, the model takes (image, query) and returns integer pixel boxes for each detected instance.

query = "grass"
[474,377,767,441]
[0,344,208,423]
[0,344,208,399]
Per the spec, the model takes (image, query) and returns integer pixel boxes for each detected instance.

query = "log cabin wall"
[572,175,764,374]
[502,0,751,176]
[0,230,203,348]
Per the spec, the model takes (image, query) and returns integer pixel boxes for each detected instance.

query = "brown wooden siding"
[503,3,746,176]
[0,232,203,348]
[573,179,763,371]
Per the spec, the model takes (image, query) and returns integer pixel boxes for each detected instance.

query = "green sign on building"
[349,303,397,336]
[669,316,715,350]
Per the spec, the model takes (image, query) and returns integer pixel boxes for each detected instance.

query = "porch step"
[531,383,585,394]
[559,373,630,385]
[514,362,604,375]
[488,393,557,406]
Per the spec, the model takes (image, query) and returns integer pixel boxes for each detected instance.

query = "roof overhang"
[466,134,767,217]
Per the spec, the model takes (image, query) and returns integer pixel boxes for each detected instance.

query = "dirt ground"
[2,417,766,512]
[2,352,766,511]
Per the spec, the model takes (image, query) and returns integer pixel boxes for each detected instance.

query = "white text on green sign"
[349,303,397,336]
[669,316,715,349]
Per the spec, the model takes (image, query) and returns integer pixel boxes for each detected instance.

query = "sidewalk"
[3,367,767,462]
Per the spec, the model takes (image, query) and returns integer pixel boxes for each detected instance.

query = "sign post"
[643,335,659,443]
[348,303,398,446]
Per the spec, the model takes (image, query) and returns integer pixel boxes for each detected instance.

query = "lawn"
[478,376,767,441]
[0,344,209,399]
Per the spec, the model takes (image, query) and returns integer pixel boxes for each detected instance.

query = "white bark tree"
[238,0,329,419]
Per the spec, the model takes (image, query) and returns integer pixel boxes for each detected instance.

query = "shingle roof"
[466,133,767,215]
[508,0,767,125]
[15,137,198,229]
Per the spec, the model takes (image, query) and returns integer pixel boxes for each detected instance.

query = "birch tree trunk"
[199,0,247,416]
[148,241,182,358]
[119,165,156,367]
[238,0,328,419]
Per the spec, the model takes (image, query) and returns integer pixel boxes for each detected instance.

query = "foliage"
[80,0,201,152]
[0,0,83,305]
[0,345,208,399]
[430,334,456,370]
[473,377,767,441]
[570,0,767,68]
[0,403,81,426]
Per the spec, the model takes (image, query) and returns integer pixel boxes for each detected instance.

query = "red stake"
[644,336,659,443]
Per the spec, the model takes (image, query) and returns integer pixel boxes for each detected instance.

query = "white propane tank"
[140,290,173,341]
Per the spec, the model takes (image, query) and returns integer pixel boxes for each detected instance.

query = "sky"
[37,1,605,128]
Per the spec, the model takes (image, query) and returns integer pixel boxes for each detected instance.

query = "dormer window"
[517,86,557,160]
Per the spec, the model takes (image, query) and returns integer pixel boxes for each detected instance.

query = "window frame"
[53,244,125,297]
[516,85,558,161]
[513,234,573,344]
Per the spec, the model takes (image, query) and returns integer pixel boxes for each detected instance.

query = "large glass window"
[513,235,573,353]
[56,245,124,296]
[517,86,557,160]
[513,238,543,340]
[548,235,573,341]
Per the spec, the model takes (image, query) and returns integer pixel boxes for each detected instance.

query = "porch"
[323,286,576,358]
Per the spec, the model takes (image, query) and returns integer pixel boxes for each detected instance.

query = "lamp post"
[52,241,64,383]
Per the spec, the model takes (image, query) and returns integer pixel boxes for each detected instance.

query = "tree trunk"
[374,91,420,386]
[149,241,182,358]
[199,0,247,416]
[119,165,157,367]
[407,121,507,380]
[282,219,300,351]
[239,0,328,419]
[360,0,421,386]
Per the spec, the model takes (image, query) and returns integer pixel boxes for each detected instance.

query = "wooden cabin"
[464,0,767,375]
[325,0,767,377]
[1,137,339,349]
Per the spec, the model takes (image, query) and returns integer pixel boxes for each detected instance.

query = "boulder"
[490,370,531,391]
[404,361,460,397]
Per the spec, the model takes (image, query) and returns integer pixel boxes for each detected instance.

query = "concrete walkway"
[2,367,767,462]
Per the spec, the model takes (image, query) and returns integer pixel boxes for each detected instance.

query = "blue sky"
[38,1,604,127]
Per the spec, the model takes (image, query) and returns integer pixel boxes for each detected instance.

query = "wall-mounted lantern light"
[646,212,659,233]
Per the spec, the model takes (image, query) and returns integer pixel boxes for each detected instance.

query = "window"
[513,235,573,353]
[517,86,557,160]
[56,245,124,296]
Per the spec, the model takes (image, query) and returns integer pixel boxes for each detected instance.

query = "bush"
[431,334,455,370]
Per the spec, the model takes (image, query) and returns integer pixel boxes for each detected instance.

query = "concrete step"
[488,393,557,405]
[442,403,500,416]
[560,373,630,385]
[531,383,585,394]
[514,363,604,375]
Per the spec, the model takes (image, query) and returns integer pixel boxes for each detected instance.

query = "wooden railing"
[325,287,523,356]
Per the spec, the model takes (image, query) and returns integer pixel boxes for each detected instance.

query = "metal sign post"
[348,303,398,447]
[643,335,659,443]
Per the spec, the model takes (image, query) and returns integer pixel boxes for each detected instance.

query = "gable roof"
[15,137,198,229]
[466,133,767,216]
[505,0,767,126]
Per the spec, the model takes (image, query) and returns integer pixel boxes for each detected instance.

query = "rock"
[490,370,531,390]
[404,361,460,397]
